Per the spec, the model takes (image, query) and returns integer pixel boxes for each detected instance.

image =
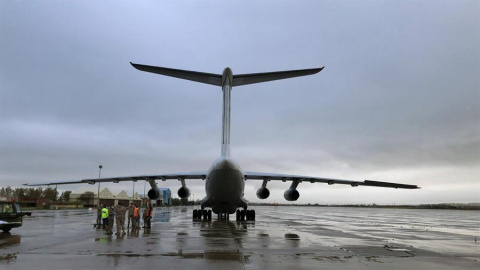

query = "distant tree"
[25,188,43,198]
[60,191,72,202]
[78,191,95,205]
[42,187,58,201]
[16,188,26,198]
[171,198,181,206]
[0,186,14,198]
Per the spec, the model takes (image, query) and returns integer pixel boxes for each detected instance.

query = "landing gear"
[217,211,229,220]
[193,209,212,221]
[247,209,255,221]
[236,209,255,221]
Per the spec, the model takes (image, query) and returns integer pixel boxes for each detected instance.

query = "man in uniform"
[127,202,134,228]
[145,204,153,228]
[96,204,103,228]
[114,203,127,234]
[107,204,115,234]
[142,207,147,228]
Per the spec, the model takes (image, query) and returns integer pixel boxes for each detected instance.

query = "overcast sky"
[1,1,479,204]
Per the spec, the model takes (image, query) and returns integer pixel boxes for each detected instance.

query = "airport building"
[70,188,142,207]
[156,188,172,206]
[70,187,171,207]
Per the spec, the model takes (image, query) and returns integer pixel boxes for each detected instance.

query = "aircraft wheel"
[2,228,11,233]
[193,209,198,219]
[202,210,208,220]
[236,209,240,220]
[207,210,212,220]
[251,210,255,221]
[240,210,245,221]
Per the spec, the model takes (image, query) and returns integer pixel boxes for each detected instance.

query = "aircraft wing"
[24,171,208,187]
[244,171,419,189]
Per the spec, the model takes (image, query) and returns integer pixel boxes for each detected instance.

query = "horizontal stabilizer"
[131,62,222,86]
[233,67,324,87]
[131,62,324,87]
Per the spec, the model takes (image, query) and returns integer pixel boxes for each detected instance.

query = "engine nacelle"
[284,188,300,201]
[256,187,270,199]
[177,187,191,199]
[147,188,161,200]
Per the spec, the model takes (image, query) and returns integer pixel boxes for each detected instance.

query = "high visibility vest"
[133,207,139,218]
[102,208,108,219]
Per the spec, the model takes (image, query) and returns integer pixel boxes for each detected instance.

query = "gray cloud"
[1,1,479,203]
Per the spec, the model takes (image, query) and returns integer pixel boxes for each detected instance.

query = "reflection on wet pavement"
[0,206,479,269]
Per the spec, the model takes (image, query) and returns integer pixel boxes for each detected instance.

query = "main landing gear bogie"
[192,208,255,221]
[193,209,212,221]
[236,209,255,221]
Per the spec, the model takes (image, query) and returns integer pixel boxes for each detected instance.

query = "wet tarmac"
[1,206,479,269]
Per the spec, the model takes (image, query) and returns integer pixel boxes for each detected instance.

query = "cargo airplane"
[26,63,419,221]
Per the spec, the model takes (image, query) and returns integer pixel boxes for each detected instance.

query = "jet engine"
[256,187,270,199]
[283,188,300,201]
[177,187,191,199]
[147,188,162,200]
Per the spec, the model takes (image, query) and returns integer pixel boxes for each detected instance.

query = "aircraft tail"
[130,62,324,87]
[131,62,324,157]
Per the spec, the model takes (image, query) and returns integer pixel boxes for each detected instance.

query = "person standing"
[96,204,103,228]
[145,204,153,228]
[101,205,109,230]
[133,204,140,230]
[142,207,147,228]
[115,203,127,234]
[127,202,134,228]
[107,204,115,234]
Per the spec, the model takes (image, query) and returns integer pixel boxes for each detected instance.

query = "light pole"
[143,180,146,207]
[132,180,136,205]
[97,165,102,207]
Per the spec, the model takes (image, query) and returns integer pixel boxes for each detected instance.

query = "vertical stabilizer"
[221,68,233,157]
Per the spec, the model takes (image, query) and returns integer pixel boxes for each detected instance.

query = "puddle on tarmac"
[98,249,245,262]
[284,233,300,240]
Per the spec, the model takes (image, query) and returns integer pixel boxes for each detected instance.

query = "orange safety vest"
[133,207,140,218]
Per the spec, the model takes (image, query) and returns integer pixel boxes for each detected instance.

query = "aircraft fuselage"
[201,68,247,214]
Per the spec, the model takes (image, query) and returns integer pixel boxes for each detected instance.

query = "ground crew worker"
[127,202,134,228]
[96,204,103,227]
[133,204,140,230]
[114,203,127,234]
[107,204,115,234]
[101,205,109,230]
[142,207,147,228]
[145,204,153,228]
